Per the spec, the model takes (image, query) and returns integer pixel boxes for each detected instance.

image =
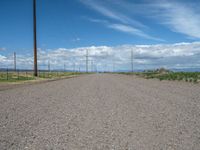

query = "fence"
[0,68,81,82]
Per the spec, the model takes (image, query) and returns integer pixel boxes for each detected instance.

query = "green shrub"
[133,71,200,83]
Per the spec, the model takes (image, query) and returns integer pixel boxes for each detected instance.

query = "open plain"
[0,74,200,150]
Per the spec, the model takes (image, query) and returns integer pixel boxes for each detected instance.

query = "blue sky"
[0,0,200,71]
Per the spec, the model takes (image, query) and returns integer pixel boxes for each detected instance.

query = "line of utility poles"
[33,0,38,76]
[31,0,139,74]
[32,0,136,74]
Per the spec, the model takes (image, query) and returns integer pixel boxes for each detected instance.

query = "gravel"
[0,74,200,150]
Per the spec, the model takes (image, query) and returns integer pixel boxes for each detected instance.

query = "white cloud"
[119,0,200,39]
[155,1,200,38]
[108,24,164,41]
[1,42,200,71]
[80,0,145,28]
[0,55,6,61]
[80,0,163,41]
[86,17,162,40]
[85,0,200,39]
[72,38,81,42]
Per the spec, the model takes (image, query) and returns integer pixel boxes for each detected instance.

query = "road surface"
[0,74,200,150]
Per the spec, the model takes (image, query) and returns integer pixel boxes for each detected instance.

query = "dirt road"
[0,74,200,149]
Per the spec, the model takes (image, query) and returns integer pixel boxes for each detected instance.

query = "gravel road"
[0,74,200,150]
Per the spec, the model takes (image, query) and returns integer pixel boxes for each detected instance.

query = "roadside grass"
[37,72,84,79]
[0,71,85,83]
[0,72,34,82]
[120,72,200,83]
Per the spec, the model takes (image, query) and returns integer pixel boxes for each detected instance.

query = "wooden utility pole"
[33,0,38,76]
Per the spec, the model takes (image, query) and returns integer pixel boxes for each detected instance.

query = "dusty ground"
[0,74,200,150]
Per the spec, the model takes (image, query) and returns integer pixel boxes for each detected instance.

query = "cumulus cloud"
[1,42,200,71]
[0,55,7,61]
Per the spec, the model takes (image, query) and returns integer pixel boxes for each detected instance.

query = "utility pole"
[14,52,16,71]
[104,64,107,73]
[64,63,66,72]
[73,62,75,72]
[112,56,115,73]
[91,60,93,72]
[48,60,51,72]
[131,49,133,72]
[33,0,38,76]
[86,49,88,73]
[96,64,98,73]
